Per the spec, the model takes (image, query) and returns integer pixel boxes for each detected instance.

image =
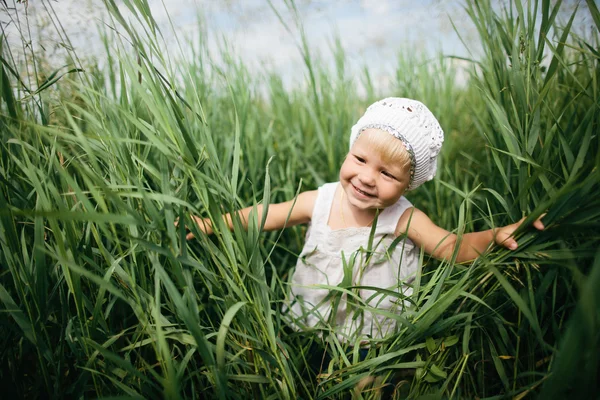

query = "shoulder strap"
[377,196,413,233]
[310,182,338,227]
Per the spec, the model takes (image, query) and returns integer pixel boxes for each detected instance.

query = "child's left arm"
[397,207,545,263]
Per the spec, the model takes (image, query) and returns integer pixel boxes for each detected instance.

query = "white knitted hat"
[349,97,444,190]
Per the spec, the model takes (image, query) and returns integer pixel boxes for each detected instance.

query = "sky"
[1,0,594,91]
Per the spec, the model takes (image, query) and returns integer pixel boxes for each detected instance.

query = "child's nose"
[359,170,376,186]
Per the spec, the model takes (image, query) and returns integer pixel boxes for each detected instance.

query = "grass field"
[1,0,599,398]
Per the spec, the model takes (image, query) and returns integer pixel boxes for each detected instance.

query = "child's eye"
[354,155,366,163]
[382,171,397,180]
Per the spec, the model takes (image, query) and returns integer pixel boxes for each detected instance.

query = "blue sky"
[141,0,475,88]
[2,0,594,91]
[3,1,473,65]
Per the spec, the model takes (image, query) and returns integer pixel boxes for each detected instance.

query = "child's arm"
[397,207,544,263]
[184,190,317,239]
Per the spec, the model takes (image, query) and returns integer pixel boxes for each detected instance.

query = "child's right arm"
[184,190,318,239]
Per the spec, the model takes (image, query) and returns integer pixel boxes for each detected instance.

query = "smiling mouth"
[352,183,375,197]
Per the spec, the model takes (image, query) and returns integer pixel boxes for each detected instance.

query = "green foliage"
[0,0,598,398]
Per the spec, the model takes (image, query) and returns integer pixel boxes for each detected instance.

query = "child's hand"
[175,215,209,240]
[494,215,545,250]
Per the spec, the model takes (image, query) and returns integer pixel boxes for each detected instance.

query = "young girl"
[185,97,544,343]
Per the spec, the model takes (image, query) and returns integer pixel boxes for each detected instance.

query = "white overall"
[287,182,420,342]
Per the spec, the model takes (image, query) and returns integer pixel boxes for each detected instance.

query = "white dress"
[288,182,420,342]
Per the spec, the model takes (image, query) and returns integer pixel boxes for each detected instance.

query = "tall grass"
[0,0,598,398]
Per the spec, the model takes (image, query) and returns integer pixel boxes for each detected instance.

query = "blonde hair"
[355,128,412,171]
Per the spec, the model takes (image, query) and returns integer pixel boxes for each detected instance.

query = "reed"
[0,0,598,398]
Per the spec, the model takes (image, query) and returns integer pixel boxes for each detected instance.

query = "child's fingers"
[177,214,209,239]
[496,213,546,251]
[533,212,546,230]
[496,229,518,250]
[504,238,518,250]
[174,215,198,240]
[533,219,545,230]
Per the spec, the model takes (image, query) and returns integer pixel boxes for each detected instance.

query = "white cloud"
[360,0,390,15]
[14,0,592,93]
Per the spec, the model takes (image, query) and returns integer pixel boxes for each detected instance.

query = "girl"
[185,97,544,342]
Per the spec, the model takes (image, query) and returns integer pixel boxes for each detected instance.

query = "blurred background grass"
[0,0,599,398]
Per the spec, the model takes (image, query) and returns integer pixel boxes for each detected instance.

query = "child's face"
[340,129,411,211]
